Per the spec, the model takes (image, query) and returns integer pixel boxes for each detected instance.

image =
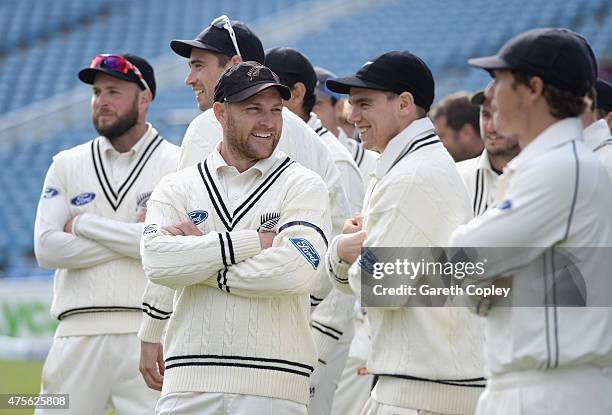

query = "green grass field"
[0,359,42,415]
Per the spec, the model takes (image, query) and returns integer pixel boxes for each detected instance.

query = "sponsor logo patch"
[359,248,378,274]
[290,238,320,269]
[188,210,208,225]
[143,224,159,236]
[70,192,96,206]
[43,187,59,199]
[497,199,512,210]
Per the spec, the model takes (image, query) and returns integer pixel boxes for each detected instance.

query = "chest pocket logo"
[290,238,320,270]
[188,210,209,225]
[71,192,96,206]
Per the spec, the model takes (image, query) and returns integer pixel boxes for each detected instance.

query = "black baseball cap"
[470,90,485,106]
[596,79,612,113]
[171,16,264,63]
[314,66,343,101]
[78,53,156,99]
[264,47,317,93]
[468,28,596,97]
[326,51,435,111]
[214,61,291,103]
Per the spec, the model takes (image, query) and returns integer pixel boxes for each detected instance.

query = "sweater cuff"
[311,322,342,364]
[329,236,351,282]
[226,230,262,263]
[71,213,88,237]
[137,314,168,343]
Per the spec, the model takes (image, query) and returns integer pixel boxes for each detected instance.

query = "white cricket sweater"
[34,125,179,336]
[327,118,485,414]
[140,148,331,405]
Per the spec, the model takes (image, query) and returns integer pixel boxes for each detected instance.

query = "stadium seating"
[0,0,609,276]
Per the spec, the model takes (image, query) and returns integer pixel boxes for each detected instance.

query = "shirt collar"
[100,123,156,157]
[583,119,612,151]
[374,117,436,179]
[505,117,582,173]
[211,141,286,177]
[307,113,322,130]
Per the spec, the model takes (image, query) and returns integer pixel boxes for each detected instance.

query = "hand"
[139,341,164,391]
[337,230,367,263]
[259,231,276,249]
[64,217,76,234]
[342,213,364,234]
[161,220,203,236]
[357,367,369,376]
[137,208,147,223]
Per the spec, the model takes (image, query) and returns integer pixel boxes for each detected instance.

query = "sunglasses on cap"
[89,54,150,91]
[210,15,242,59]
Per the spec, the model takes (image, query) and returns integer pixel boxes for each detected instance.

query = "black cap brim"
[467,55,512,70]
[225,83,291,103]
[170,39,226,58]
[326,76,390,94]
[470,91,485,106]
[78,68,141,87]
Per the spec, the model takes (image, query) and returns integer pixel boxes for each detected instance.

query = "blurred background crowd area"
[0,0,610,278]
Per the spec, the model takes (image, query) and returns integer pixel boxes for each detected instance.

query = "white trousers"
[476,366,612,415]
[156,392,307,415]
[360,398,447,415]
[36,333,159,415]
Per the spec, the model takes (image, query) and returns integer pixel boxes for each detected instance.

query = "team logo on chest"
[188,210,209,225]
[70,192,96,206]
[258,212,280,232]
[136,191,152,209]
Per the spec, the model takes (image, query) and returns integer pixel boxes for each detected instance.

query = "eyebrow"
[349,97,372,105]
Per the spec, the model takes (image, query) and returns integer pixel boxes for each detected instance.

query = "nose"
[185,67,195,86]
[348,105,360,125]
[258,109,276,129]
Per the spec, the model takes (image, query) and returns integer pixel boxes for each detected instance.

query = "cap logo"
[246,65,263,81]
[361,61,373,69]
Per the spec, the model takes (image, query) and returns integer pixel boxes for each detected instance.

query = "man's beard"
[93,101,139,140]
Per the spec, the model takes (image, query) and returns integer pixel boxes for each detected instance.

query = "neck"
[109,121,148,153]
[517,111,558,149]
[219,140,258,173]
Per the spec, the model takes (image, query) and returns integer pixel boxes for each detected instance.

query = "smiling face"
[91,73,141,139]
[480,91,520,157]
[348,88,404,153]
[217,87,283,168]
[185,48,230,111]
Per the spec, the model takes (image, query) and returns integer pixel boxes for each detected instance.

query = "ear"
[397,91,415,115]
[334,99,345,118]
[526,76,545,101]
[290,82,307,104]
[213,102,227,126]
[230,55,242,66]
[459,123,478,140]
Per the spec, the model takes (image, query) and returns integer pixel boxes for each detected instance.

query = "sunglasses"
[89,54,150,92]
[210,15,242,59]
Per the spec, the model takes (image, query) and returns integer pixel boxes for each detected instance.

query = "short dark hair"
[287,81,316,116]
[386,91,428,118]
[511,71,587,118]
[215,53,231,68]
[430,92,479,132]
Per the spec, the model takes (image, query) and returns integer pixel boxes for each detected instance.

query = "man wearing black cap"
[325,51,484,415]
[313,66,377,185]
[456,85,520,216]
[138,16,351,395]
[140,61,330,414]
[451,28,612,414]
[265,46,363,415]
[34,53,179,414]
[582,79,612,181]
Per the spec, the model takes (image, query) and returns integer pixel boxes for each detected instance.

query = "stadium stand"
[0,0,610,277]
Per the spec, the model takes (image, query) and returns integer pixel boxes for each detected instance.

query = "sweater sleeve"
[199,173,332,297]
[34,160,124,270]
[72,214,144,259]
[140,178,262,290]
[138,280,174,343]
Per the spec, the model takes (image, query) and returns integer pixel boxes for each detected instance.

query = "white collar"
[374,117,436,179]
[211,141,286,177]
[583,119,612,151]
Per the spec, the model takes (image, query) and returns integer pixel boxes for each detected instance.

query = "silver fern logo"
[247,65,263,81]
[258,212,280,232]
[136,191,152,208]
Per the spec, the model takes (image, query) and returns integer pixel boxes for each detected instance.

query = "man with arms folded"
[34,53,179,414]
[141,61,331,414]
[325,51,484,415]
[451,28,612,414]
